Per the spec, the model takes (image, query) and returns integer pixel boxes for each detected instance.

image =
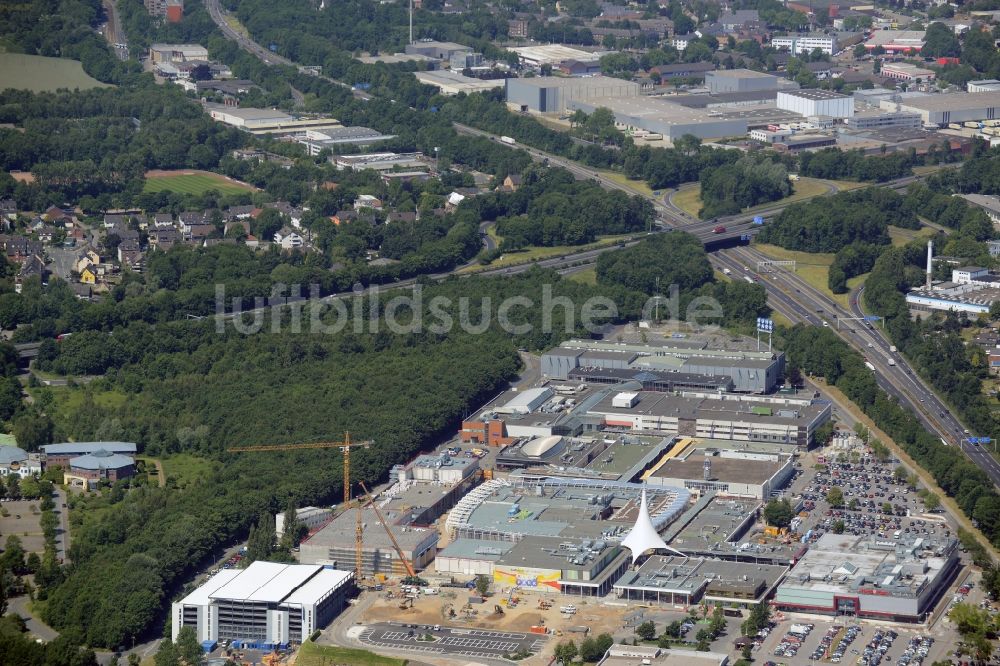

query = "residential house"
[500,174,523,192]
[44,205,74,225]
[118,240,144,270]
[387,211,418,224]
[186,224,215,243]
[74,247,101,274]
[103,214,131,228]
[178,211,206,234]
[509,18,529,39]
[70,283,93,300]
[0,199,16,222]
[331,210,358,226]
[0,235,43,263]
[670,33,700,50]
[36,226,57,244]
[353,195,384,211]
[15,254,46,293]
[224,220,251,237]
[80,267,98,285]
[149,228,180,250]
[151,212,175,228]
[27,217,47,234]
[274,226,304,250]
[226,205,256,220]
[803,61,834,79]
[445,192,466,211]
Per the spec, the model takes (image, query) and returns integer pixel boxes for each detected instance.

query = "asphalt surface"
[359,623,546,659]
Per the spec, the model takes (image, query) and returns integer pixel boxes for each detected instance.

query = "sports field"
[0,53,111,92]
[142,170,257,196]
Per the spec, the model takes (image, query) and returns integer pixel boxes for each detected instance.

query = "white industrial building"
[771,34,838,55]
[968,80,1000,93]
[209,107,294,129]
[881,63,936,83]
[413,70,504,95]
[890,91,1000,126]
[171,562,353,646]
[505,76,640,114]
[777,89,854,119]
[274,506,333,536]
[510,44,602,67]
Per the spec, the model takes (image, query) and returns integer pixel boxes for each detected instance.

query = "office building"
[145,0,183,21]
[41,441,137,467]
[846,110,923,130]
[171,562,354,645]
[149,43,208,63]
[771,34,839,55]
[64,449,135,488]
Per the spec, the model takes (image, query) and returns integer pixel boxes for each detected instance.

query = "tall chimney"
[926,240,933,289]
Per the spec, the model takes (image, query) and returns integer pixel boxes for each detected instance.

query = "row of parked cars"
[858,628,897,666]
[811,623,862,663]
[897,635,933,666]
[773,623,813,658]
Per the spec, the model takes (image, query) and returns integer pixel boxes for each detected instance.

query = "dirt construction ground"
[361,583,629,638]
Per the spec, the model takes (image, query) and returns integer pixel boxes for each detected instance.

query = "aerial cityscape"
[3,0,1000,665]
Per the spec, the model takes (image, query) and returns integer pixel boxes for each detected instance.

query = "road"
[54,487,70,564]
[100,0,128,60]
[9,595,59,642]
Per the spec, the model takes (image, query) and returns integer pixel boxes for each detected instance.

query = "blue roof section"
[0,446,27,464]
[69,450,134,470]
[42,442,137,455]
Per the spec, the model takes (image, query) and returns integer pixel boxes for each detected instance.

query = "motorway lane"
[725,245,1000,487]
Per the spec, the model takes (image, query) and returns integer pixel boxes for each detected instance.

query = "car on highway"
[713,225,726,234]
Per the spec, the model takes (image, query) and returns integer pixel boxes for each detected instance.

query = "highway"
[713,246,1000,487]
[100,0,128,60]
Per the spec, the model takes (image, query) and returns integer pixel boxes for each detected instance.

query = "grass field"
[296,641,407,666]
[566,267,598,284]
[671,177,864,219]
[143,170,256,196]
[30,386,127,421]
[600,171,655,198]
[0,53,111,92]
[161,453,217,487]
[753,243,864,309]
[889,225,936,247]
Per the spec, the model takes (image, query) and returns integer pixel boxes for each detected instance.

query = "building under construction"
[298,506,438,577]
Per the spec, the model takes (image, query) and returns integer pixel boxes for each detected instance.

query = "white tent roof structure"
[621,488,683,563]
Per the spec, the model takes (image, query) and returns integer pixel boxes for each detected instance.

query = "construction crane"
[359,481,416,579]
[227,432,372,579]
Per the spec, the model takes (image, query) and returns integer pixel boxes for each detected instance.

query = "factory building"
[864,30,925,54]
[41,442,137,468]
[404,40,472,62]
[509,45,602,68]
[541,340,784,394]
[297,127,396,154]
[505,76,640,114]
[705,69,786,94]
[413,70,504,96]
[889,91,1000,126]
[881,63,936,83]
[777,89,855,119]
[771,34,839,55]
[774,533,960,622]
[613,554,787,607]
[171,562,354,646]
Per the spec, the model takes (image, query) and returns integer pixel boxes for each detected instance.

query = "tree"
[475,574,491,597]
[579,634,613,662]
[128,654,140,666]
[153,640,179,666]
[245,513,275,564]
[636,620,656,641]
[741,599,771,637]
[12,412,54,451]
[832,519,845,534]
[554,640,578,664]
[174,627,202,666]
[848,498,859,511]
[882,502,893,514]
[893,466,907,482]
[280,500,302,551]
[709,606,725,635]
[657,633,671,648]
[924,493,940,511]
[826,486,844,507]
[763,498,793,528]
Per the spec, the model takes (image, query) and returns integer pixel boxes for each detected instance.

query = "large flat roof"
[511,45,602,63]
[900,91,1000,112]
[708,68,776,79]
[304,507,437,551]
[283,567,353,605]
[179,569,242,606]
[651,452,786,485]
[42,442,137,455]
[211,562,322,603]
[779,88,850,101]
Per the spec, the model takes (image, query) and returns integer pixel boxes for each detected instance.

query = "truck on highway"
[889,345,897,352]
[723,268,732,275]
[864,361,876,372]
[743,276,754,284]
[500,136,515,145]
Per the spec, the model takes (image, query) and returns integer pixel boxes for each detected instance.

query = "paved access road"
[359,623,546,659]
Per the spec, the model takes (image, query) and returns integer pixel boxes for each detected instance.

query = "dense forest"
[698,155,791,218]
[757,187,920,253]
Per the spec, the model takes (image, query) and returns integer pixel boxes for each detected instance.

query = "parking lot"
[359,622,546,659]
[792,450,953,548]
[754,618,951,666]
